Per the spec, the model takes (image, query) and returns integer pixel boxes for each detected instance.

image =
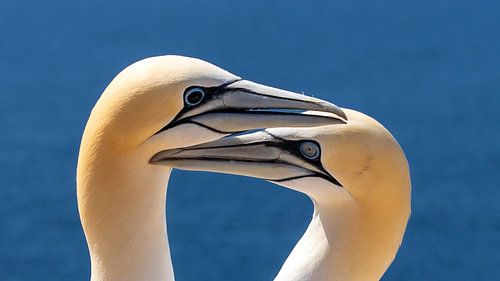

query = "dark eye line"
[183,78,242,99]
[156,80,243,135]
[264,139,340,186]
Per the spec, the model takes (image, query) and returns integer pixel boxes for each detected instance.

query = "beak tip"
[151,148,183,164]
[319,101,347,120]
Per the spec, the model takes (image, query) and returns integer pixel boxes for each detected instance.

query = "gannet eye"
[300,141,321,160]
[184,87,205,106]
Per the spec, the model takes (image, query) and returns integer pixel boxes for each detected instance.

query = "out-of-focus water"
[0,0,499,280]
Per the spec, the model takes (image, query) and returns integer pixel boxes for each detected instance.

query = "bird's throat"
[274,200,403,281]
[274,207,331,281]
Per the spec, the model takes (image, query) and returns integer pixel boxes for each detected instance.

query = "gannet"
[154,110,411,281]
[77,55,347,281]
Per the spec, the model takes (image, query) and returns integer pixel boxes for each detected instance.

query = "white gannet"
[77,55,346,281]
[154,110,411,281]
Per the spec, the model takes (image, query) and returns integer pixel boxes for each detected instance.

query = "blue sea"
[0,0,499,280]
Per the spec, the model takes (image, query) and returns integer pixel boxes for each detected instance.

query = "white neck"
[274,182,408,281]
[274,204,331,281]
[78,148,175,281]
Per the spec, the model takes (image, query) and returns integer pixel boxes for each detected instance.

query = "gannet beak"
[158,79,347,134]
[151,129,342,186]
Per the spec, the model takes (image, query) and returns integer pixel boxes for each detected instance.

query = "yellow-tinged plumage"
[77,55,346,281]
[160,109,411,281]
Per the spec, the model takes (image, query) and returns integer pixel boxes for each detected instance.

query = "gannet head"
[151,108,411,279]
[82,55,346,157]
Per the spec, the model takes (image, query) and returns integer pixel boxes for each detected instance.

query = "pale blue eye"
[300,141,320,160]
[184,87,205,106]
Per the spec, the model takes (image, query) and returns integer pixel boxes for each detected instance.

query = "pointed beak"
[150,129,342,186]
[159,79,347,134]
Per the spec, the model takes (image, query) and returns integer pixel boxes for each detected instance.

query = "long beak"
[160,79,347,134]
[150,129,342,186]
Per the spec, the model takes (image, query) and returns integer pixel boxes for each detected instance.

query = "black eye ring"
[184,87,205,106]
[299,141,321,160]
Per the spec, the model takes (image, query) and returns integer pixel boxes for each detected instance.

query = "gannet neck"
[274,179,410,281]
[77,139,174,281]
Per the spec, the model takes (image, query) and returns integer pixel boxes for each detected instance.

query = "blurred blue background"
[0,0,499,280]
